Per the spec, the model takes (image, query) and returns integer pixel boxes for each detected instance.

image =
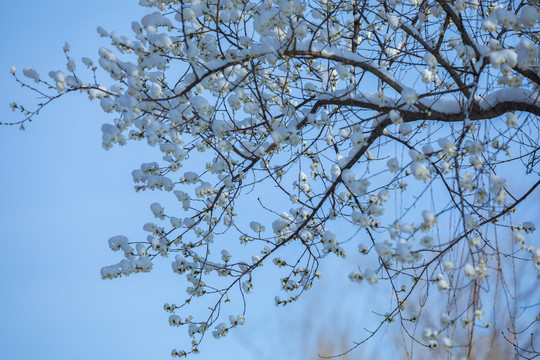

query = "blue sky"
[0,2,382,359]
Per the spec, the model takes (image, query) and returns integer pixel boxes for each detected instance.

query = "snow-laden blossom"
[464,263,476,279]
[212,323,228,338]
[386,13,400,30]
[460,173,474,191]
[349,271,364,283]
[516,39,538,70]
[513,232,526,244]
[411,162,430,181]
[437,274,449,291]
[494,8,519,30]
[169,315,182,326]
[409,149,424,162]
[468,236,480,248]
[420,235,433,249]
[387,157,399,172]
[364,269,378,284]
[440,313,452,326]
[464,214,478,229]
[191,96,212,116]
[22,67,40,82]
[519,5,539,29]
[396,239,412,263]
[352,211,371,228]
[400,87,417,105]
[442,337,452,349]
[421,211,436,231]
[423,327,438,340]
[523,221,536,233]
[443,261,454,272]
[229,315,245,327]
[475,190,488,204]
[489,175,506,194]
[389,110,402,124]
[422,69,433,83]
[424,53,437,68]
[170,217,182,228]
[221,250,231,262]
[251,255,261,265]
[438,138,456,157]
[490,49,517,70]
[150,202,165,219]
[465,140,484,155]
[249,221,265,232]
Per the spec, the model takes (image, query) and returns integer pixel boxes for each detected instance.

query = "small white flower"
[506,112,517,127]
[423,327,438,340]
[464,263,476,278]
[442,337,452,349]
[169,315,182,326]
[440,313,452,326]
[349,271,364,283]
[475,309,483,320]
[221,250,231,262]
[443,261,454,272]
[420,235,434,249]
[437,274,449,291]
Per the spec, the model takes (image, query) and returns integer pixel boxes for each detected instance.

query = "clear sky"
[0,2,382,360]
